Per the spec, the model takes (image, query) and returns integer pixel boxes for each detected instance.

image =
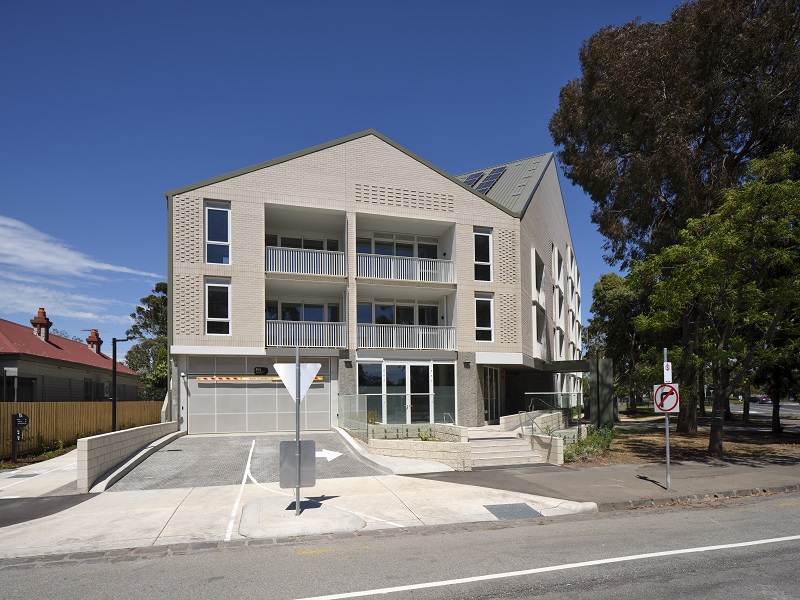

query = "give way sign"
[273,363,322,402]
[653,383,680,413]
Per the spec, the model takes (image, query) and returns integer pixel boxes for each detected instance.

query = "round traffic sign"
[654,384,679,412]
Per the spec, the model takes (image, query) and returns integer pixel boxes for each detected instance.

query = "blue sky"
[0,0,678,357]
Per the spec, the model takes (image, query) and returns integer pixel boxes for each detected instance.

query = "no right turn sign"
[654,383,680,413]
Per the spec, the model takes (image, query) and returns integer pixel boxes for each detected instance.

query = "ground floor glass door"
[484,366,499,424]
[409,365,431,423]
[357,362,455,425]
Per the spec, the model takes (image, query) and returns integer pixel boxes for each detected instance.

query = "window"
[358,302,440,325]
[535,306,546,345]
[417,305,439,326]
[83,378,93,400]
[356,233,439,258]
[266,301,341,322]
[206,281,231,335]
[357,303,373,324]
[281,303,302,321]
[475,295,493,341]
[533,250,545,299]
[206,203,230,264]
[264,233,340,250]
[474,229,492,281]
[356,237,373,254]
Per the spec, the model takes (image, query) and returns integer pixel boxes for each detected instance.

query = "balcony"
[358,324,456,351]
[266,247,346,277]
[266,321,347,348]
[357,254,454,284]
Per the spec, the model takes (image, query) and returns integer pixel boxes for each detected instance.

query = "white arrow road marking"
[315,449,342,462]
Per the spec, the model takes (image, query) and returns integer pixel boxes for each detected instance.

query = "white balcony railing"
[266,321,347,348]
[266,247,346,277]
[358,324,456,350]
[357,254,454,283]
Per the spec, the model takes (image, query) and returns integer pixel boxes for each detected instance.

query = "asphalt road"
[2,490,798,599]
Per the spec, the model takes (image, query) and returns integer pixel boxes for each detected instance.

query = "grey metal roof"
[165,129,547,220]
[456,153,553,218]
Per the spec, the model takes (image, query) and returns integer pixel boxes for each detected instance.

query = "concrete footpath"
[0,446,592,560]
[0,437,799,561]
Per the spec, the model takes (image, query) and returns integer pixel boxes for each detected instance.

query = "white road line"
[224,439,255,541]
[292,534,800,600]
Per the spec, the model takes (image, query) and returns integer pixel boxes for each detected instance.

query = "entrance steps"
[468,426,543,468]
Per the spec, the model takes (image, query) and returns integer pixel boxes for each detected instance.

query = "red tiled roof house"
[1,308,139,403]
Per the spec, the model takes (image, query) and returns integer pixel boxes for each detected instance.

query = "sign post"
[654,348,679,490]
[273,346,321,516]
[11,413,29,463]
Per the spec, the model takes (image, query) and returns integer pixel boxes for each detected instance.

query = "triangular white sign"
[273,363,322,403]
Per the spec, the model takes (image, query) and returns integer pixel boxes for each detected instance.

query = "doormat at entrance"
[483,503,541,520]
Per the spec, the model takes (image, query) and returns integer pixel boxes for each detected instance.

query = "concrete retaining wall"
[530,434,564,465]
[367,439,472,471]
[499,410,567,433]
[77,421,179,492]
[431,424,469,443]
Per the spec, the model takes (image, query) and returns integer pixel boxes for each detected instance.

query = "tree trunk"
[676,310,698,433]
[627,362,637,415]
[772,397,782,435]
[743,384,750,424]
[699,376,707,417]
[708,368,728,455]
[676,365,698,432]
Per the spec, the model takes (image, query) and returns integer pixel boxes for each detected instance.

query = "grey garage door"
[186,357,331,434]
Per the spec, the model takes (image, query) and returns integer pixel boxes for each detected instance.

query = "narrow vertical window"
[475,295,493,341]
[206,281,231,334]
[206,202,230,264]
[474,229,492,281]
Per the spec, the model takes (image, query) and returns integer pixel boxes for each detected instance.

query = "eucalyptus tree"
[550,0,800,433]
[631,150,800,454]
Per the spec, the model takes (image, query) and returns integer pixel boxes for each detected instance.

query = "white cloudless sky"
[0,0,679,354]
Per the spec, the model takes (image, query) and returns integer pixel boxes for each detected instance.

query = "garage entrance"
[184,356,332,434]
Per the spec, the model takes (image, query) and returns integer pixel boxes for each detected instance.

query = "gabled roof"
[0,318,139,377]
[455,153,553,218]
[164,129,521,218]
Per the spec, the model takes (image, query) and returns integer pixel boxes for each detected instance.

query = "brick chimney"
[86,329,103,354]
[30,308,53,343]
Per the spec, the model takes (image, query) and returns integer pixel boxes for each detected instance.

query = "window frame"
[475,295,494,342]
[205,202,231,265]
[205,280,231,335]
[474,229,493,281]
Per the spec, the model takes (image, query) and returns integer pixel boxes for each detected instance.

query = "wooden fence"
[0,402,162,460]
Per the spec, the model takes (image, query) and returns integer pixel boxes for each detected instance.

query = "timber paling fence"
[0,401,162,460]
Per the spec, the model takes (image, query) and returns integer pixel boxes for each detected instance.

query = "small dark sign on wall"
[254,367,269,376]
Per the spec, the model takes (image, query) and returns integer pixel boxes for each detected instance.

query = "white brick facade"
[167,131,581,433]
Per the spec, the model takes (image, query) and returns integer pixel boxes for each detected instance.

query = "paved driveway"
[109,432,388,491]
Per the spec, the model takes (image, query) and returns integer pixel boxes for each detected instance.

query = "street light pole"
[112,336,135,432]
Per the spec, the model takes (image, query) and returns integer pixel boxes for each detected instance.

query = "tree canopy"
[125,282,168,392]
[630,148,800,453]
[550,0,800,268]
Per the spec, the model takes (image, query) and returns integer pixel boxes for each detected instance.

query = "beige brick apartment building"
[166,130,582,434]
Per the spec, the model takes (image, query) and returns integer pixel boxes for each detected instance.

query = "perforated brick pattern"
[496,292,519,344]
[495,228,518,285]
[173,274,202,336]
[354,183,455,212]
[173,196,202,264]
